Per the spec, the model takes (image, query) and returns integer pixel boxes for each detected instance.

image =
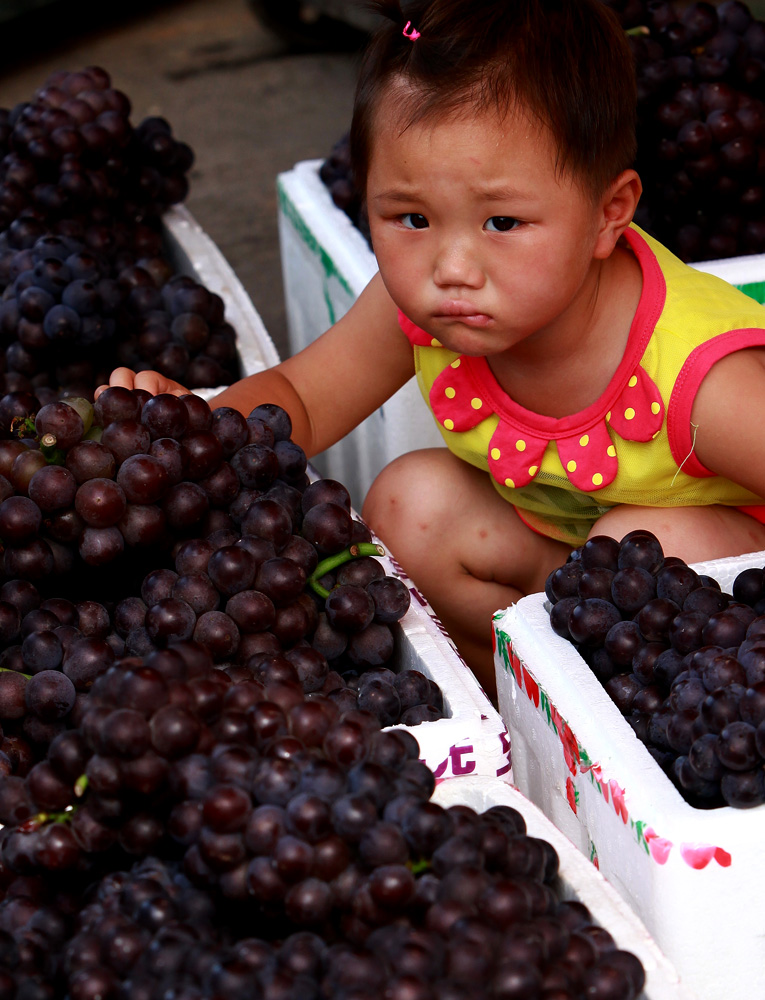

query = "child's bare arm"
[691,347,765,497]
[101,273,415,458]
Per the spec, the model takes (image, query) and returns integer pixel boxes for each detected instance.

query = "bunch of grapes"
[546,529,765,808]
[0,66,243,397]
[318,133,371,247]
[605,0,765,261]
[0,390,444,764]
[0,661,646,1000]
[0,66,191,234]
[0,233,239,398]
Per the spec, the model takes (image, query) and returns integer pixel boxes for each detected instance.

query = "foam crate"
[432,777,696,1000]
[493,549,765,1000]
[163,204,281,398]
[277,160,444,508]
[360,530,514,784]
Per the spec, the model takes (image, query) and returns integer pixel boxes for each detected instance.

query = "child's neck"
[488,242,643,419]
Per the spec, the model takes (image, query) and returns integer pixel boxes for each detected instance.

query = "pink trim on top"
[398,310,434,347]
[397,226,668,435]
[668,328,765,477]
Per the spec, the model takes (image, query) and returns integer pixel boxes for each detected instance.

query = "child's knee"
[362,449,453,539]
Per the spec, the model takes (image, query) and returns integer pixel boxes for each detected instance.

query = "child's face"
[366,87,612,358]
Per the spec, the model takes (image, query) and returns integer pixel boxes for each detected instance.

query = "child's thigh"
[362,448,571,594]
[592,503,765,563]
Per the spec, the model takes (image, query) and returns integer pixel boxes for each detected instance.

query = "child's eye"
[485,216,520,232]
[400,213,429,230]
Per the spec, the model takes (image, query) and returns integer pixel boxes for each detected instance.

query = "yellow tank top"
[400,225,765,546]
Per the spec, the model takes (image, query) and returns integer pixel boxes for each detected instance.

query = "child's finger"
[107,367,138,389]
[134,371,189,397]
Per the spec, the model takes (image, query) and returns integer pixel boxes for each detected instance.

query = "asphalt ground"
[0,0,363,360]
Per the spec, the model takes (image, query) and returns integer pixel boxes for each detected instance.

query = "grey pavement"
[0,0,361,360]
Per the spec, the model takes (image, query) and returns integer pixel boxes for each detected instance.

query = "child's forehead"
[371,80,551,161]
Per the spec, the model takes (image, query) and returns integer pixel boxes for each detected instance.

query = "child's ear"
[593,169,642,259]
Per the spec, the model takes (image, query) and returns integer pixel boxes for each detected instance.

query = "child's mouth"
[434,301,492,327]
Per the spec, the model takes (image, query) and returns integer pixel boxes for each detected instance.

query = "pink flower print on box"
[609,780,629,824]
[680,843,733,869]
[644,827,673,865]
[566,776,578,814]
[521,665,540,707]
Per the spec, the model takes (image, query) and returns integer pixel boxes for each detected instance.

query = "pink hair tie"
[402,20,421,40]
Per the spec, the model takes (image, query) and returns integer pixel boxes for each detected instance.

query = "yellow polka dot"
[567,460,577,473]
[592,473,603,487]
[579,434,589,447]
[490,447,501,460]
[444,387,456,399]
[504,478,515,488]
[430,338,441,347]
[607,445,616,458]
[652,430,661,440]
[450,359,461,369]
[471,397,483,410]
[444,419,454,431]
[651,401,661,415]
[628,375,638,388]
[624,407,635,420]
[528,465,538,476]
[606,411,611,422]
[516,440,526,452]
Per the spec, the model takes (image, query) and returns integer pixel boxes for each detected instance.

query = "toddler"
[101,0,765,695]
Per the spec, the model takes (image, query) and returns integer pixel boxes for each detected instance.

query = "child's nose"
[432,242,484,289]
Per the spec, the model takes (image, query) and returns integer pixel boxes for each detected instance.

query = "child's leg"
[362,448,572,696]
[592,504,765,562]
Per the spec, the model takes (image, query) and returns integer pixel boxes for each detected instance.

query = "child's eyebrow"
[371,183,535,204]
[370,188,421,203]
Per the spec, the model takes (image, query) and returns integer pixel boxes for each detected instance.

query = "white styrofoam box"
[690,251,765,304]
[432,777,696,1000]
[493,548,765,1000]
[163,205,281,399]
[369,530,513,784]
[276,159,444,509]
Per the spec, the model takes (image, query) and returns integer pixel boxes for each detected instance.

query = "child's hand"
[95,368,191,400]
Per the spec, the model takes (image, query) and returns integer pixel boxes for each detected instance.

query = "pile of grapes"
[0,389,447,735]
[0,669,647,1000]
[0,393,647,998]
[546,529,765,809]
[0,66,241,397]
[320,0,765,263]
[318,133,371,248]
[605,0,765,261]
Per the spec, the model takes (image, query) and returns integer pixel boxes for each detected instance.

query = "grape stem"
[0,666,31,680]
[40,433,66,465]
[307,542,385,598]
[19,806,76,832]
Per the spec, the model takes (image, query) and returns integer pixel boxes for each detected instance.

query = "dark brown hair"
[351,0,637,197]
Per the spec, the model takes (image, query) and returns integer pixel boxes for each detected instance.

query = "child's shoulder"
[628,224,765,340]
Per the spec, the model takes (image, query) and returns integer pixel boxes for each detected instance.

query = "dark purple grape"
[567,599,621,647]
[611,567,656,615]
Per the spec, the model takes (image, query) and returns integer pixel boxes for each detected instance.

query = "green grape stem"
[0,666,31,680]
[307,542,386,598]
[40,433,65,465]
[19,806,76,832]
[407,857,431,876]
